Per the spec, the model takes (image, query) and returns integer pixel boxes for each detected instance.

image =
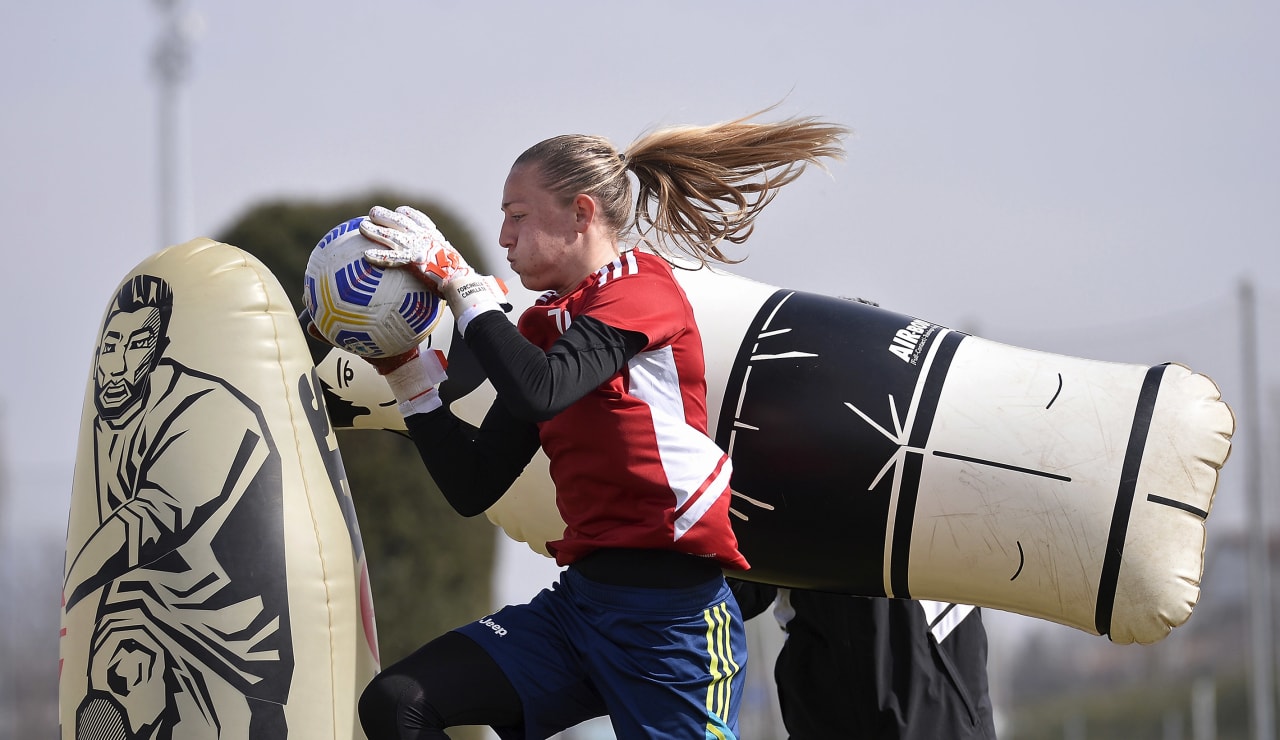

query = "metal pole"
[1241,278,1275,740]
[1271,385,1280,717]
[152,0,196,250]
[1191,676,1216,740]
[1064,712,1085,740]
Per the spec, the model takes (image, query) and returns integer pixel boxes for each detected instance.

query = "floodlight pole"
[1241,279,1275,740]
[152,0,196,250]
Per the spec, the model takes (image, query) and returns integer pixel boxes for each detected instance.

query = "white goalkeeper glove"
[360,205,509,335]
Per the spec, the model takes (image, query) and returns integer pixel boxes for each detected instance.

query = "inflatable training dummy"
[61,240,377,739]
[311,258,1233,647]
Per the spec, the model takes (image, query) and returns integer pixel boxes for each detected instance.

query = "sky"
[3,0,1279,682]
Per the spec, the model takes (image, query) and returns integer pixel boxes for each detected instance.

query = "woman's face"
[499,164,590,294]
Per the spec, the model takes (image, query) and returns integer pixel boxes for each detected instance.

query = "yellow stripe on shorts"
[703,600,740,737]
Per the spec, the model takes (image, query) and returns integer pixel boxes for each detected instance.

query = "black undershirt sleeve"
[462,310,649,421]
[404,310,647,517]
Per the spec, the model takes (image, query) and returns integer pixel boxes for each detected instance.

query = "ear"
[571,193,597,234]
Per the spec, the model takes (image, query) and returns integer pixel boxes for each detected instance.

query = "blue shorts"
[456,567,746,740]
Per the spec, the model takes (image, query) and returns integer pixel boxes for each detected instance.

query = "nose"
[99,349,125,377]
[498,225,515,251]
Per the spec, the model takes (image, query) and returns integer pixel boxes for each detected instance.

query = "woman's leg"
[358,631,523,740]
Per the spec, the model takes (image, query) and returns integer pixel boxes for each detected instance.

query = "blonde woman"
[351,110,847,740]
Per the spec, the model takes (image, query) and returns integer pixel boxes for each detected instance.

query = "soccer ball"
[303,216,444,358]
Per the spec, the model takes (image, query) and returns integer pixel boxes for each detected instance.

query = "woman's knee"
[358,631,521,737]
[359,671,441,738]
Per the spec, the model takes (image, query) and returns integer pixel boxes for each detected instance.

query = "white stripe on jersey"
[918,600,976,643]
[596,250,639,286]
[628,344,732,541]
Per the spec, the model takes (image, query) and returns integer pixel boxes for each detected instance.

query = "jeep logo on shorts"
[478,617,508,637]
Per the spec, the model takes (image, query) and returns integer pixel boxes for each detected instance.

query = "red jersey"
[517,250,749,571]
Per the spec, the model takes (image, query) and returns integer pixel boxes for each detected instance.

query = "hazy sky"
[3,2,1278,640]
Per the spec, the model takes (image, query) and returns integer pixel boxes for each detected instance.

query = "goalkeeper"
[340,110,847,740]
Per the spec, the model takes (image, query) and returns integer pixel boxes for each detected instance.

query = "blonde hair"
[512,109,849,266]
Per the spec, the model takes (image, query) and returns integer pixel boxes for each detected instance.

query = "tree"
[218,192,498,668]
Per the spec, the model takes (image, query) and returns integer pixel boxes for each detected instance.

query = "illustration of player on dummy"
[62,274,294,739]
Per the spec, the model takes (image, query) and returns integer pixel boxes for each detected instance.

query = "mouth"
[99,381,129,406]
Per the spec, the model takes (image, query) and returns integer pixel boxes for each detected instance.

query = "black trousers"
[732,582,997,740]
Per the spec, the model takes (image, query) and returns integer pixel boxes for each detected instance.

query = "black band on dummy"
[1094,363,1164,636]
[715,290,964,596]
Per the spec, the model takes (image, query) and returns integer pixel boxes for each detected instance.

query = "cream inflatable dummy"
[310,257,1233,646]
[61,240,377,739]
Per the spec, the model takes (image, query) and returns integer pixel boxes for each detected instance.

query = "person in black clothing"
[732,582,998,740]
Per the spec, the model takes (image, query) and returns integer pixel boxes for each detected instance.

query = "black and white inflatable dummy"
[313,257,1233,647]
[61,240,378,739]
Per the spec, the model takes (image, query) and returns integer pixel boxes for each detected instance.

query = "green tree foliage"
[217,192,497,667]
